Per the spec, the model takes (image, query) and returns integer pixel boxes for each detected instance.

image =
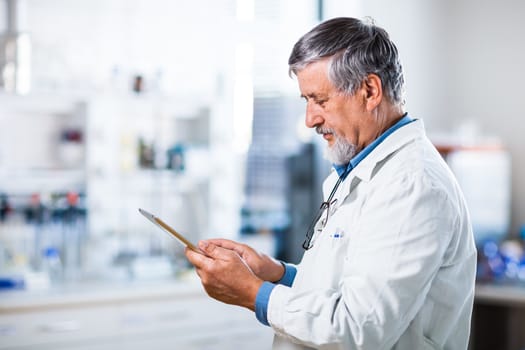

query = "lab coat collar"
[323,119,426,201]
[332,114,414,179]
[351,118,425,182]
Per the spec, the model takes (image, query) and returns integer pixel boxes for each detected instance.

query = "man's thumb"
[199,240,216,256]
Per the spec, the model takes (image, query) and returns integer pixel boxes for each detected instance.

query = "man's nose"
[304,103,323,128]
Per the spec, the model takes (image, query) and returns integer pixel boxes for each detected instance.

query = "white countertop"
[0,272,274,350]
[0,274,205,314]
[475,283,525,306]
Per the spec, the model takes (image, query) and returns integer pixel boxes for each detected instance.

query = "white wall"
[326,0,525,235]
[441,0,525,236]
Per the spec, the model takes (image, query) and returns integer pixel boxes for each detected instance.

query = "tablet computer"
[138,208,202,254]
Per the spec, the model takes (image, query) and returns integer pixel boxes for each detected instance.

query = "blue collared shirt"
[254,113,414,326]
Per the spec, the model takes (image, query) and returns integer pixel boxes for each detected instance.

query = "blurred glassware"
[0,0,31,94]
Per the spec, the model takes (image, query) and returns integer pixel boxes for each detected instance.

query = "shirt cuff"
[276,263,297,287]
[255,281,276,326]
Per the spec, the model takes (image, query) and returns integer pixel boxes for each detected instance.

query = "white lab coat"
[267,120,477,350]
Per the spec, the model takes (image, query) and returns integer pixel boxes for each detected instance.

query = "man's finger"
[205,238,237,249]
[198,241,237,261]
[206,239,247,256]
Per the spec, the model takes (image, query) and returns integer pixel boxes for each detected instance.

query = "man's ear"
[363,74,383,111]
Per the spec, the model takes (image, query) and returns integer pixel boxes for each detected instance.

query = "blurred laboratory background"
[0,0,524,349]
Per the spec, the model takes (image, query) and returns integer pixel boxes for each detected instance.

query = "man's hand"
[206,238,285,282]
[185,241,263,311]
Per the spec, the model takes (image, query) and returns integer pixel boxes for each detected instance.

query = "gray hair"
[288,17,405,106]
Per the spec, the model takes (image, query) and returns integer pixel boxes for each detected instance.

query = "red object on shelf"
[66,191,79,206]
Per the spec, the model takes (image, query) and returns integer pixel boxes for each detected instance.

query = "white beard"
[323,134,357,166]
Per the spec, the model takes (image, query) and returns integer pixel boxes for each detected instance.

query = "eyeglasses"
[302,174,346,250]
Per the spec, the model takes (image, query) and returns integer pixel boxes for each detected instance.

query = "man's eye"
[316,99,327,106]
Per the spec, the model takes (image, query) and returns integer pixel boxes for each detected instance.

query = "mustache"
[316,126,334,135]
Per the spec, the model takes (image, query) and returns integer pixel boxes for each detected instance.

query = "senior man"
[186,17,476,350]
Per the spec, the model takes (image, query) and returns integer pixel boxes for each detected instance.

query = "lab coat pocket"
[422,335,442,350]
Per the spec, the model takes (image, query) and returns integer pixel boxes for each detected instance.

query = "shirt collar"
[333,113,414,179]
